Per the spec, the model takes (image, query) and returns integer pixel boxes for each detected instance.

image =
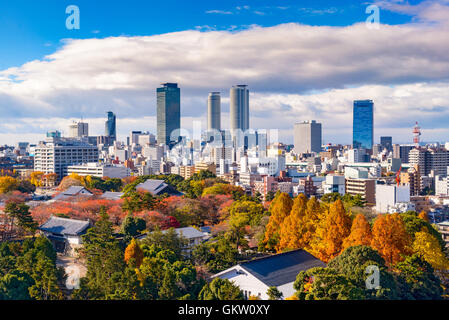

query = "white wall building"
[34,137,99,181]
[67,163,131,178]
[323,175,346,195]
[213,249,325,300]
[375,184,414,213]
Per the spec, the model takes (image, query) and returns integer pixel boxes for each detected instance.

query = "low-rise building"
[52,186,94,202]
[436,221,449,248]
[67,162,131,179]
[194,162,216,175]
[322,175,345,195]
[39,216,91,256]
[375,184,414,213]
[212,249,325,300]
[345,178,376,205]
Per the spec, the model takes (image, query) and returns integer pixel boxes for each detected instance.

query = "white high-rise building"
[293,120,322,154]
[34,137,99,181]
[68,121,89,138]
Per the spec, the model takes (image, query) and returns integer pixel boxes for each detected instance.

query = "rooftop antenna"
[413,121,421,148]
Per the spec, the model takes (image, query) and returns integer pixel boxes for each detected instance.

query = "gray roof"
[100,191,124,200]
[136,179,168,195]
[170,227,205,239]
[238,249,325,287]
[39,216,90,236]
[53,186,93,201]
[63,186,90,195]
[138,226,205,240]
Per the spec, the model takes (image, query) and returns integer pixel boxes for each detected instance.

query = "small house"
[136,179,182,196]
[39,216,91,256]
[212,249,325,300]
[52,186,93,202]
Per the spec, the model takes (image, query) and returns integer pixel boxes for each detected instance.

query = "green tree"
[328,245,402,299]
[227,200,265,250]
[394,254,443,300]
[198,278,244,300]
[141,228,188,261]
[121,214,146,240]
[321,192,342,203]
[73,206,126,299]
[400,212,446,251]
[192,236,238,273]
[267,286,283,300]
[4,202,38,234]
[293,267,365,300]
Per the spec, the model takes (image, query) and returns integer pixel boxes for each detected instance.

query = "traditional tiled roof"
[100,191,124,200]
[39,216,90,236]
[53,186,93,201]
[136,179,181,196]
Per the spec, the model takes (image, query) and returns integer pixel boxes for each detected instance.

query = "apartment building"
[34,137,99,181]
[345,178,376,205]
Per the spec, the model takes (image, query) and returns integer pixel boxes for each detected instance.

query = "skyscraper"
[230,85,249,132]
[380,136,392,152]
[207,92,221,131]
[353,100,374,150]
[105,111,116,142]
[69,121,88,138]
[157,83,180,146]
[293,120,322,154]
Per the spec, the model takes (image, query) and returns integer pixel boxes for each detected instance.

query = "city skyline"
[1,1,449,146]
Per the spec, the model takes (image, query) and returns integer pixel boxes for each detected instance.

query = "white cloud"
[205,10,233,15]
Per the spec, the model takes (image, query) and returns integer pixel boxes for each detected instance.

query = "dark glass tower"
[105,111,116,142]
[157,83,181,146]
[353,100,374,149]
[380,136,392,152]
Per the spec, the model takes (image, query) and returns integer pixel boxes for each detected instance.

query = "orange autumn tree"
[124,238,144,267]
[309,199,351,262]
[371,213,412,266]
[341,214,372,252]
[302,197,322,247]
[278,194,308,251]
[263,192,293,251]
[278,195,322,252]
[418,210,430,223]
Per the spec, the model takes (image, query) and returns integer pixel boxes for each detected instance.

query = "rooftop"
[40,216,90,236]
[229,249,325,287]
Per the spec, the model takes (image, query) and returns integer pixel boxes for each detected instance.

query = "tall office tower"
[393,144,414,163]
[68,121,88,138]
[129,131,142,145]
[207,92,221,131]
[157,83,181,146]
[353,100,374,150]
[105,111,117,142]
[380,136,393,152]
[293,120,322,154]
[230,85,249,132]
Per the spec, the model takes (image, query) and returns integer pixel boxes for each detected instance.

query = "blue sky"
[0,0,415,69]
[0,0,448,145]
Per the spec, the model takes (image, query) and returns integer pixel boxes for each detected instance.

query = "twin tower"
[157,83,250,147]
[208,85,250,133]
